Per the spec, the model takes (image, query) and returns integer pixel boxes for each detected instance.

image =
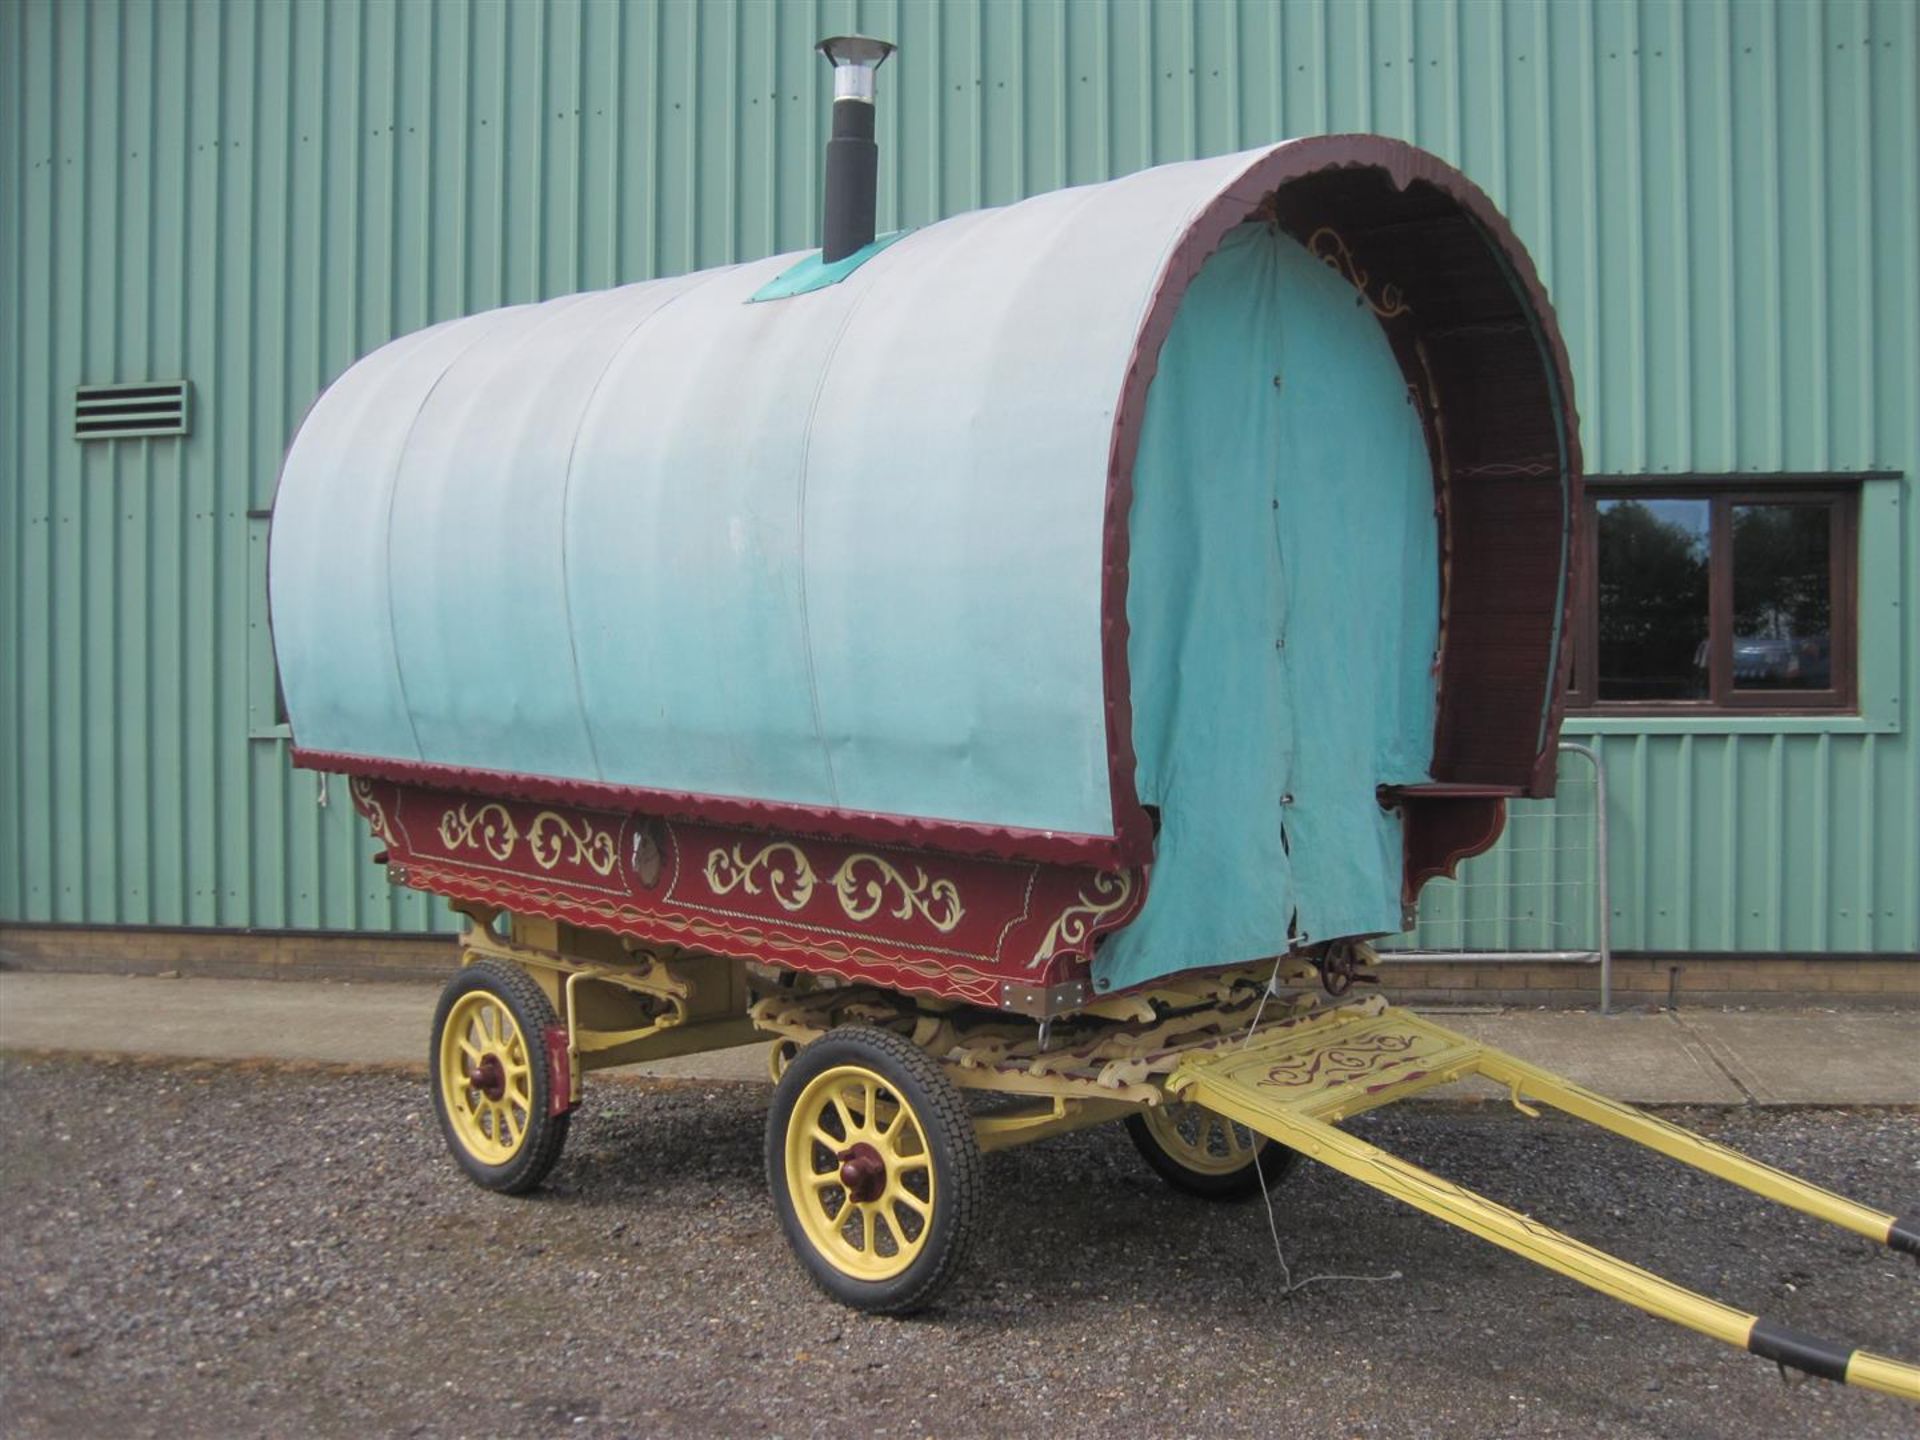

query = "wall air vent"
[73,380,192,440]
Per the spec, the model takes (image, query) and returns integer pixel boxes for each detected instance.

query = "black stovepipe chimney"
[816,35,895,264]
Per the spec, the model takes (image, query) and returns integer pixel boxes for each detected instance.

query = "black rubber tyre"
[1125,1103,1298,1202]
[766,1025,982,1315]
[429,959,571,1195]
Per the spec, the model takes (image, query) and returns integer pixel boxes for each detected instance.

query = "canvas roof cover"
[272,136,1578,984]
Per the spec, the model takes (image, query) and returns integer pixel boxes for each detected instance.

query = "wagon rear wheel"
[430,959,571,1195]
[766,1026,981,1314]
[1126,1101,1297,1201]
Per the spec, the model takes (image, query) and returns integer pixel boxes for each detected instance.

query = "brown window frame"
[1567,474,1860,716]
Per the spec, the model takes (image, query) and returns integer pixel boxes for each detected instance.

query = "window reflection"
[1595,498,1710,701]
[1571,484,1852,713]
[1732,504,1831,690]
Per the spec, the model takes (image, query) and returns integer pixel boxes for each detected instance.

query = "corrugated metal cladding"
[1,0,1914,953]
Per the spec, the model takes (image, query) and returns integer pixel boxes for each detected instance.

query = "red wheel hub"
[837,1142,887,1203]
[469,1053,507,1101]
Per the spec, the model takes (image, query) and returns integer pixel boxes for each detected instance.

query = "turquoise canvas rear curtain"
[1099,222,1440,993]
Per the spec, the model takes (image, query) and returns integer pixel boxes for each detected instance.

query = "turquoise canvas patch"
[749,230,911,302]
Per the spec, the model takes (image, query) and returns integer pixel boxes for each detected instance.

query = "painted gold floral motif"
[704,842,966,933]
[1307,226,1411,319]
[527,811,618,876]
[831,854,965,934]
[1031,870,1136,965]
[438,802,519,861]
[705,842,818,911]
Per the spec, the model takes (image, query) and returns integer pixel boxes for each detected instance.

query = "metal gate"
[1377,741,1613,1012]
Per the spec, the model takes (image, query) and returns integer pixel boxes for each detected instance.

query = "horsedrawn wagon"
[269,37,1916,1397]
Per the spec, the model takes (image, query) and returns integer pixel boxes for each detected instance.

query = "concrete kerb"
[2,971,1915,1108]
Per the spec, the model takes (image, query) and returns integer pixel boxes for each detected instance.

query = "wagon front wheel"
[1126,1101,1297,1201]
[767,1026,981,1314]
[430,959,571,1194]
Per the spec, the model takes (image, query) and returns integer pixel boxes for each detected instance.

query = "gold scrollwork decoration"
[527,811,618,876]
[831,854,966,934]
[704,841,966,932]
[1031,871,1136,965]
[351,777,392,842]
[705,842,818,912]
[1306,226,1411,319]
[438,803,519,862]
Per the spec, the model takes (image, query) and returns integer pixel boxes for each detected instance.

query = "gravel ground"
[1,1054,1915,1439]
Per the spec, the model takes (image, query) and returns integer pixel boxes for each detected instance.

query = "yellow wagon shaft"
[1169,1005,1920,1402]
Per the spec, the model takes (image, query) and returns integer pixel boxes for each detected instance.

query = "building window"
[1568,479,1858,713]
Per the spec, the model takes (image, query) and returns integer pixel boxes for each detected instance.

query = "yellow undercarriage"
[453,912,1919,1401]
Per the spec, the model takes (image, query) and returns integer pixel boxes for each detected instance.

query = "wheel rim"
[1141,1102,1263,1176]
[784,1063,936,1282]
[439,989,536,1165]
[767,1039,800,1084]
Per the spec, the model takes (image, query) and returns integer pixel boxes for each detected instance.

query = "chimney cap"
[816,34,895,69]
[817,35,895,101]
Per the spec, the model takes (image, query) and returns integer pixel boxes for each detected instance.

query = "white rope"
[1255,1157,1402,1297]
[1241,953,1402,1296]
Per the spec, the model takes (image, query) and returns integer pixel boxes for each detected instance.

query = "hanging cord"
[1242,952,1402,1295]
[1238,953,1285,1048]
[1254,1160,1402,1297]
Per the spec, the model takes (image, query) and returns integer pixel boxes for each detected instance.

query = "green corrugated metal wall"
[2,0,1915,953]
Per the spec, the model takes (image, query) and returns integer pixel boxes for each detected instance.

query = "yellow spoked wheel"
[1126,1101,1297,1201]
[440,990,535,1164]
[768,1026,980,1314]
[429,959,571,1194]
[785,1063,934,1281]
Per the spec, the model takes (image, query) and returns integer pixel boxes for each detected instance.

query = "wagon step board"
[1167,1006,1919,1401]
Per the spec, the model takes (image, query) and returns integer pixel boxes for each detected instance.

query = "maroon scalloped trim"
[295,747,1128,867]
[1399,796,1511,903]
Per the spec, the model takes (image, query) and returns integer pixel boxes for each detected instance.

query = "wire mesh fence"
[1376,742,1613,1011]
